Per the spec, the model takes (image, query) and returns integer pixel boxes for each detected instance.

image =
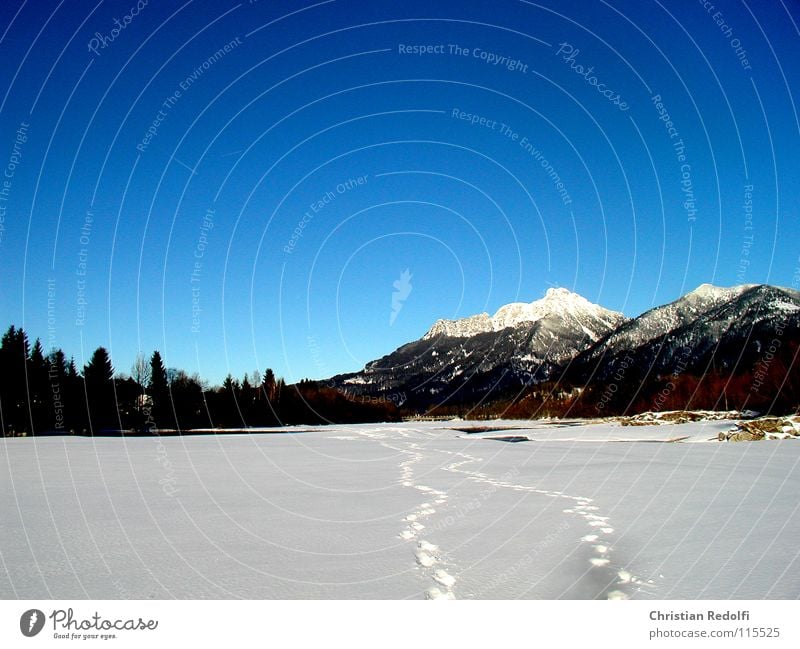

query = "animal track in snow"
[355,428,459,599]
[415,550,436,568]
[383,433,457,599]
[412,540,457,598]
[439,448,650,600]
[433,569,456,588]
[425,587,455,600]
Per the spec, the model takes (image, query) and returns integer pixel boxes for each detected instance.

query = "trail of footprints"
[395,440,457,599]
[354,428,458,599]
[443,449,654,599]
[360,428,653,600]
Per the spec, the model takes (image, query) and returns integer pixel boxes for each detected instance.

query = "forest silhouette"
[0,325,397,436]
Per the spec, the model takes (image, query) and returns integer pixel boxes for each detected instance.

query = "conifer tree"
[149,351,169,428]
[84,347,116,432]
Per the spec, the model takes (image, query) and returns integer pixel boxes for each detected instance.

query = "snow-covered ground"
[1,420,799,599]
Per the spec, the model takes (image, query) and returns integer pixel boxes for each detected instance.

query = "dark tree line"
[0,325,397,436]
[456,343,800,420]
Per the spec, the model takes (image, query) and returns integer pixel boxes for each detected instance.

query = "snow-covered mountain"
[330,288,626,406]
[570,283,800,383]
[579,283,755,357]
[423,287,624,340]
[329,283,799,411]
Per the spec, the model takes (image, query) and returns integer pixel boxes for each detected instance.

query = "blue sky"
[0,0,798,384]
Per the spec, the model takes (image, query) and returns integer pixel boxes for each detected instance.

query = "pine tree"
[240,374,254,423]
[49,349,68,377]
[84,347,114,384]
[48,349,69,431]
[149,351,168,393]
[261,368,276,401]
[84,347,116,432]
[0,326,30,433]
[149,351,170,428]
[222,374,237,394]
[63,356,84,432]
[67,357,78,379]
[29,338,45,367]
[28,339,50,432]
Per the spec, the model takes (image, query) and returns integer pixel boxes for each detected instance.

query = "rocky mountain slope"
[329,284,800,413]
[331,288,625,407]
[569,284,800,382]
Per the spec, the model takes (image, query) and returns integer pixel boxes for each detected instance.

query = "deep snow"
[1,420,798,599]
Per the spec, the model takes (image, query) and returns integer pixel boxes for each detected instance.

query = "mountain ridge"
[329,283,800,414]
[423,287,626,339]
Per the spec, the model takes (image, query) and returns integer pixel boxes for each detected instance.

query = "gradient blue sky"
[0,0,798,384]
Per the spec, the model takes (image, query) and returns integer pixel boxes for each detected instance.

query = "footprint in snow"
[415,551,436,568]
[433,570,456,588]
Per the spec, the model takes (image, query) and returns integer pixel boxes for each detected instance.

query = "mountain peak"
[687,283,755,301]
[544,286,581,299]
[423,289,625,339]
[581,283,764,359]
[691,282,720,296]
